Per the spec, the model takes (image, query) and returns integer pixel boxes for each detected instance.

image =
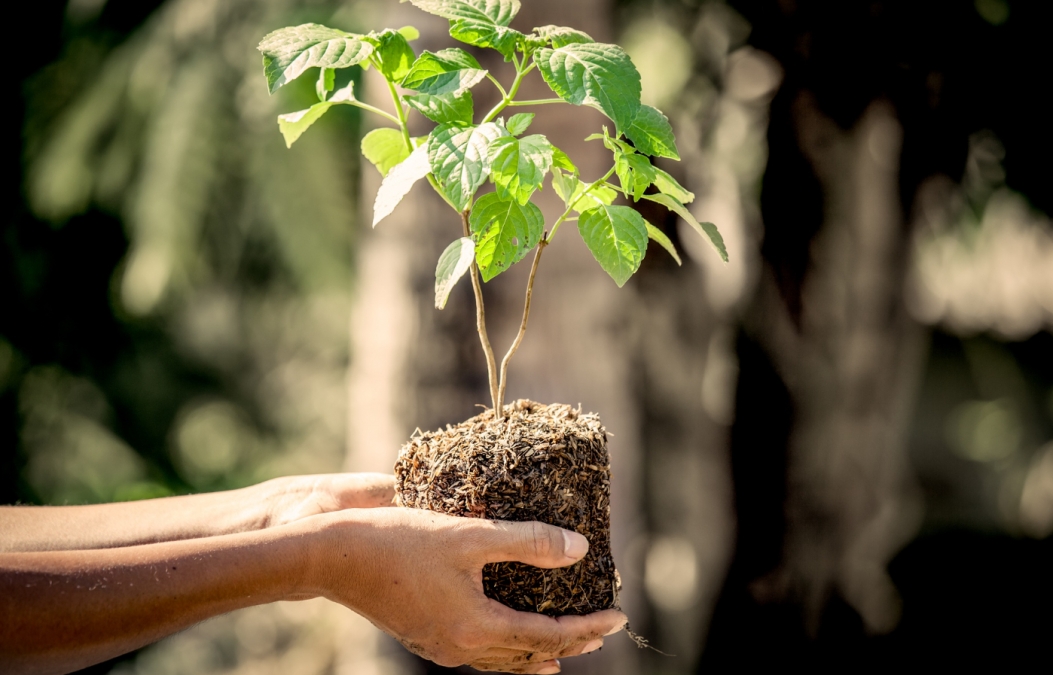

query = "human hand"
[303,508,626,673]
[260,473,395,528]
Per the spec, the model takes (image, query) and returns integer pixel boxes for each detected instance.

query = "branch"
[462,210,501,417]
[495,239,547,416]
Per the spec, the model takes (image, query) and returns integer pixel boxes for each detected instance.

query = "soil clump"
[394,399,619,615]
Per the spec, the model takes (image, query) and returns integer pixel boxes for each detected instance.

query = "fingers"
[474,520,589,568]
[487,602,627,654]
[472,660,561,674]
[332,473,396,508]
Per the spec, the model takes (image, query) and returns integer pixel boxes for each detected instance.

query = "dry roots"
[394,400,619,615]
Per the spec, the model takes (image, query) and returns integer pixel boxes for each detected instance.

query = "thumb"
[478,521,590,568]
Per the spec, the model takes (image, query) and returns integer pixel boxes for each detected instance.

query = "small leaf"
[551,169,580,206]
[450,21,522,60]
[401,49,487,95]
[653,168,695,204]
[506,113,535,137]
[645,220,682,265]
[578,204,649,287]
[551,147,576,172]
[534,25,595,48]
[398,26,421,41]
[643,193,727,262]
[615,152,657,201]
[371,29,416,82]
[534,43,642,132]
[428,123,507,211]
[625,104,680,160]
[316,68,335,101]
[373,144,433,227]
[259,24,373,93]
[487,134,555,205]
[435,237,476,309]
[362,128,411,176]
[276,83,356,147]
[406,90,475,125]
[405,0,521,25]
[469,193,545,281]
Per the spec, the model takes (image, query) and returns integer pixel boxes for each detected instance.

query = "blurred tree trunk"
[343,1,646,673]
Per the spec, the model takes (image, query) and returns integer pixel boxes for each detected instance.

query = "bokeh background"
[3,0,1053,673]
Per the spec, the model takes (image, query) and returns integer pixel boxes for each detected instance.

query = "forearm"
[0,523,315,675]
[0,483,276,553]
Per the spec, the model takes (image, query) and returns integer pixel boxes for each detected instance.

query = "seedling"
[258,0,725,628]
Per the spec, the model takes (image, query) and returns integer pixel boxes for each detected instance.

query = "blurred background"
[3,0,1052,673]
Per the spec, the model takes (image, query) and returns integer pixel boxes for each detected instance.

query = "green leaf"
[317,68,335,101]
[551,147,576,172]
[362,128,411,176]
[405,90,475,125]
[534,43,641,132]
[276,83,356,148]
[405,0,521,25]
[578,204,649,287]
[487,134,554,205]
[534,25,595,48]
[552,170,616,212]
[428,123,507,211]
[653,168,695,204]
[259,24,373,93]
[469,193,544,281]
[401,49,487,95]
[505,113,535,137]
[450,21,522,60]
[643,193,727,262]
[373,144,433,227]
[371,30,416,82]
[645,220,682,266]
[551,169,580,206]
[398,26,421,41]
[435,237,476,309]
[615,152,658,201]
[625,104,680,160]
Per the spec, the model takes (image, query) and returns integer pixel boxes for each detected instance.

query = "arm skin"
[0,473,394,552]
[0,483,626,675]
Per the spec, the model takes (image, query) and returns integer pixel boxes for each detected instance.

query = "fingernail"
[605,618,628,636]
[538,666,560,674]
[581,639,603,654]
[562,531,588,561]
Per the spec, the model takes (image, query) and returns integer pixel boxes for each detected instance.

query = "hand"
[305,508,626,674]
[261,473,395,528]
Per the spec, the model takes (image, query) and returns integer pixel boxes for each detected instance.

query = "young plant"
[258,0,726,421]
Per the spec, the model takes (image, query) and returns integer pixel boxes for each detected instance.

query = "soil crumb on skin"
[394,399,619,616]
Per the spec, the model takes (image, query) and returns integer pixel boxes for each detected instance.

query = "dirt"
[394,399,619,616]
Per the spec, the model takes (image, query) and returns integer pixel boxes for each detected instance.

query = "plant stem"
[482,62,536,124]
[349,101,402,126]
[461,209,501,417]
[486,73,509,99]
[495,238,547,417]
[506,98,565,107]
[384,78,414,152]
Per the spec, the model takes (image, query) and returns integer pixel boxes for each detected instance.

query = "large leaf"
[534,25,594,48]
[645,220,682,265]
[534,43,641,132]
[405,0,520,25]
[276,83,356,148]
[371,30,416,82]
[428,123,507,211]
[625,104,680,160]
[401,49,487,95]
[259,24,373,93]
[578,204,649,287]
[373,144,433,227]
[362,128,411,176]
[643,193,727,262]
[486,134,554,205]
[449,22,522,60]
[406,90,475,125]
[469,193,544,281]
[435,237,476,309]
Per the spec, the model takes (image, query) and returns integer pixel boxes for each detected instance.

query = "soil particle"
[394,399,619,615]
